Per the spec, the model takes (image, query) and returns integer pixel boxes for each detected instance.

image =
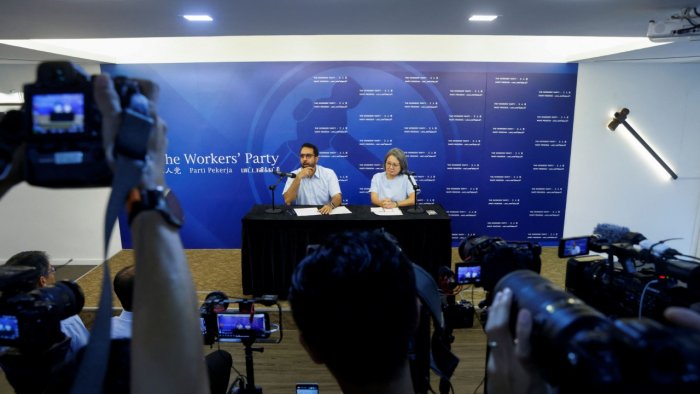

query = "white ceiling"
[0,0,699,64]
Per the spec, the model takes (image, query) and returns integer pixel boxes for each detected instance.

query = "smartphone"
[296,383,319,394]
[216,312,271,341]
[557,236,591,258]
[454,261,481,285]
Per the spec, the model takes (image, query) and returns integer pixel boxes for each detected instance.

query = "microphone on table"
[273,169,297,178]
[402,170,416,176]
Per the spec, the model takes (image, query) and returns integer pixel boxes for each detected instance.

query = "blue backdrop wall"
[104,62,578,249]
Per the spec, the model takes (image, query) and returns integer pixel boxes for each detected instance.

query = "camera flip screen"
[558,236,590,258]
[217,313,270,341]
[455,263,481,285]
[0,315,20,341]
[31,93,86,135]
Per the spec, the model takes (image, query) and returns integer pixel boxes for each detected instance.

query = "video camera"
[496,270,700,394]
[0,265,85,355]
[0,61,150,187]
[559,224,700,320]
[456,235,542,292]
[199,292,282,345]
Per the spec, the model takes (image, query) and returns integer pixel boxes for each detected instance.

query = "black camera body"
[457,235,542,292]
[21,61,112,187]
[0,61,149,187]
[560,233,700,320]
[0,265,85,354]
[496,270,700,394]
[442,300,474,328]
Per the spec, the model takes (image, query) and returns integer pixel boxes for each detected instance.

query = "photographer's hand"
[664,306,700,331]
[485,288,552,394]
[93,74,166,189]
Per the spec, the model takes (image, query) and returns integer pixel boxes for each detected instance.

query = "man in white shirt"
[283,142,342,215]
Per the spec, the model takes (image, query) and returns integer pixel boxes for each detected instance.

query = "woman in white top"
[370,147,416,209]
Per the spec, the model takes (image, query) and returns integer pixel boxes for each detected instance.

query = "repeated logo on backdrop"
[105,62,577,248]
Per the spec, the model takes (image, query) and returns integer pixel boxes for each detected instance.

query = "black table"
[241,204,452,298]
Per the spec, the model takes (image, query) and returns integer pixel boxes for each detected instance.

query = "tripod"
[229,337,264,394]
[265,175,285,214]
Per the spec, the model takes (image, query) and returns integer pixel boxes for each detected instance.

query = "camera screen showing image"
[455,262,481,285]
[296,383,319,394]
[217,312,270,341]
[558,236,590,258]
[30,92,85,135]
[0,315,20,342]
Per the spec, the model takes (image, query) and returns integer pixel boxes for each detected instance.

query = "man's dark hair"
[5,251,50,289]
[289,230,418,386]
[300,142,319,157]
[113,265,135,312]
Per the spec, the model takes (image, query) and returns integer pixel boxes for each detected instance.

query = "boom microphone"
[402,170,416,176]
[592,223,640,244]
[273,169,296,178]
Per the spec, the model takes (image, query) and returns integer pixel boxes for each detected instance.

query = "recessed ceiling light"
[469,15,498,22]
[183,15,213,22]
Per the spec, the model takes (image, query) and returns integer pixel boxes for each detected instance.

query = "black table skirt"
[241,204,452,298]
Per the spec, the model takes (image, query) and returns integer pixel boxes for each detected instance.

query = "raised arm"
[130,211,209,394]
[94,74,209,394]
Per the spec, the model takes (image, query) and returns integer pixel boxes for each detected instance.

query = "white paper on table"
[370,207,403,216]
[294,206,353,216]
[294,207,322,216]
[330,206,352,215]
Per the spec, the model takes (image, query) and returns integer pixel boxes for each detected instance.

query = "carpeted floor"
[77,249,245,310]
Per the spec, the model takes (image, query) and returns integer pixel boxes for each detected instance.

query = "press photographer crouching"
[0,254,87,393]
[485,270,700,394]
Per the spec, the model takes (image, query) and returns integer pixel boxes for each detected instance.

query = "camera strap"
[70,124,150,393]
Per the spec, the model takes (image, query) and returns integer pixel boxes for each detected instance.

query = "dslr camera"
[0,61,148,187]
[496,269,700,394]
[199,292,282,345]
[0,265,85,354]
[559,225,700,320]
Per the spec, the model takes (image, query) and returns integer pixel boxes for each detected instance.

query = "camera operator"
[485,287,700,394]
[5,250,89,360]
[289,230,419,394]
[0,71,210,393]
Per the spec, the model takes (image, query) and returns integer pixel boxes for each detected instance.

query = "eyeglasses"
[385,162,401,168]
[300,153,316,159]
[48,265,56,274]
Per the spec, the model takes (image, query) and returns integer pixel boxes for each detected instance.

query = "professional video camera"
[456,235,542,293]
[0,265,85,355]
[559,224,700,320]
[496,270,700,394]
[0,61,150,187]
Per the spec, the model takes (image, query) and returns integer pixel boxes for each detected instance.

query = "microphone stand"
[405,172,424,214]
[265,175,285,214]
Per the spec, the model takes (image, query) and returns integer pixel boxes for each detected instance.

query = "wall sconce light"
[608,108,678,180]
